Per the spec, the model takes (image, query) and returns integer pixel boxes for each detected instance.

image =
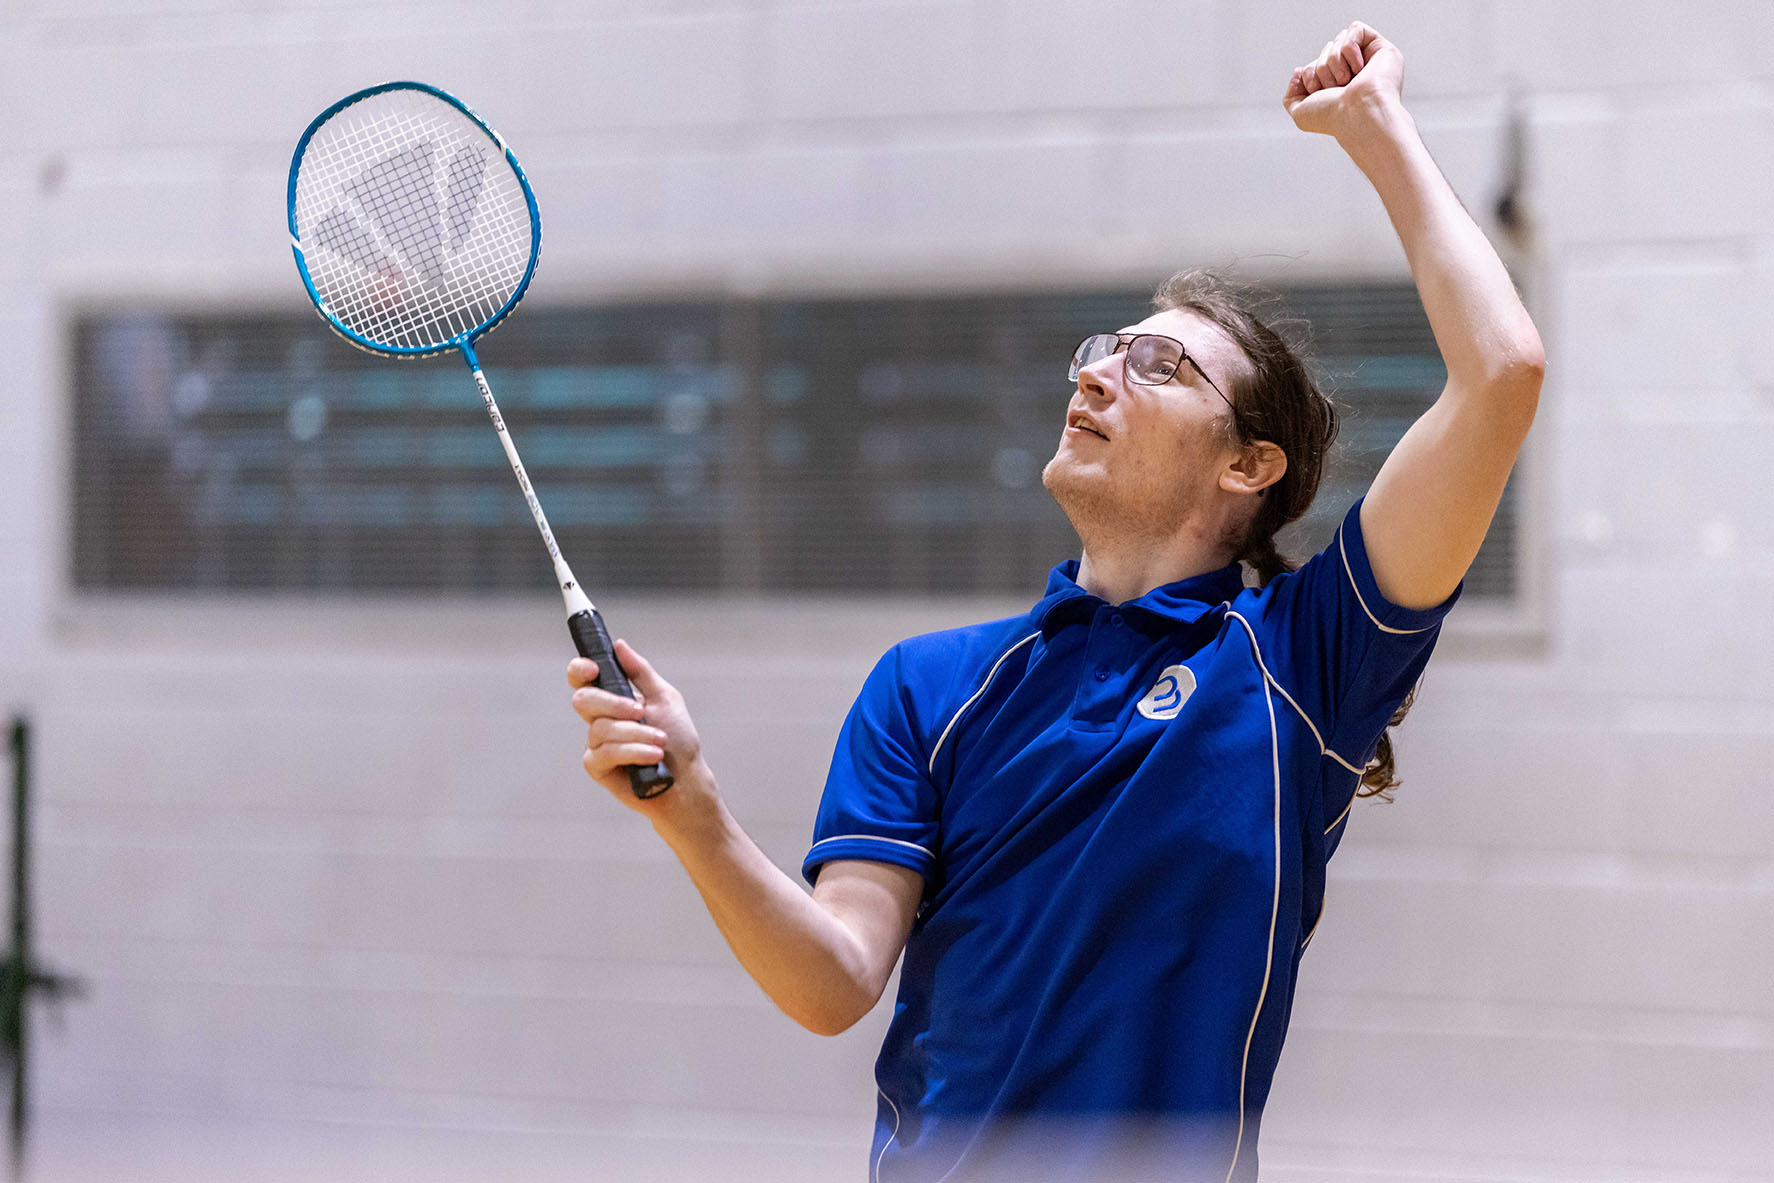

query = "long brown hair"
[1154,269,1409,799]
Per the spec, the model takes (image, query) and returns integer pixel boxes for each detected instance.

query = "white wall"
[3,1,1771,1179]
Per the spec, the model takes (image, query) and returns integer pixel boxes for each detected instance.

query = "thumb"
[613,638,669,699]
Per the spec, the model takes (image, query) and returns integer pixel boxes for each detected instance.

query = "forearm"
[647,763,882,1036]
[1339,96,1544,401]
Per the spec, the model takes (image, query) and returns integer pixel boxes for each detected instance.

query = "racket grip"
[567,608,675,799]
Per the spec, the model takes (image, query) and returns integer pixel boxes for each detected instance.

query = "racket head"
[287,81,541,359]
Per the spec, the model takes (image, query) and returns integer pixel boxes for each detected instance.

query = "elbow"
[1507,348,1545,433]
[1497,328,1539,393]
[801,1014,859,1038]
[1488,335,1545,397]
[797,999,869,1038]
[1476,340,1545,436]
[792,981,880,1037]
[1508,337,1547,395]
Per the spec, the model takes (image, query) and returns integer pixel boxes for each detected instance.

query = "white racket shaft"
[463,343,672,799]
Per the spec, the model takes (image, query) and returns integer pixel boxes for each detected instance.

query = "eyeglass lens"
[1068,334,1185,386]
[1068,334,1116,379]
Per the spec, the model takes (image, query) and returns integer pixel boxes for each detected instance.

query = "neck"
[1072,517,1239,605]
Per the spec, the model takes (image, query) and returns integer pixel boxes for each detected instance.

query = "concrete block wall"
[3,1,1771,1179]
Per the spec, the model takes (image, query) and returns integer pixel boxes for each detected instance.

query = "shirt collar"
[1032,558,1247,634]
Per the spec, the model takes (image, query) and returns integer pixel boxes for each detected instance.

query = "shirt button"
[1093,665,1110,682]
[1110,613,1125,629]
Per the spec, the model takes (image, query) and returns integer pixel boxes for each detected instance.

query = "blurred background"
[2,0,1771,1179]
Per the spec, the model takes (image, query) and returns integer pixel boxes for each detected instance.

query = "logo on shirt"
[1136,664,1196,720]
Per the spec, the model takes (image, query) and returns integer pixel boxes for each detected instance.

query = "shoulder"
[1238,499,1460,642]
[1223,501,1362,630]
[845,614,1040,752]
[885,613,1042,689]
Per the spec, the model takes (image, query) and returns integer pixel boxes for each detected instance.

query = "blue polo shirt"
[803,498,1460,1182]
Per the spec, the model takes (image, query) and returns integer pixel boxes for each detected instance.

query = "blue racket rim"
[286,80,542,360]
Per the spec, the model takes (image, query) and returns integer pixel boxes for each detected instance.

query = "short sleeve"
[1249,496,1462,768]
[802,644,941,887]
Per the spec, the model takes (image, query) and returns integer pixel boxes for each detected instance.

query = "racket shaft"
[462,346,672,801]
[469,363,568,567]
[569,608,674,799]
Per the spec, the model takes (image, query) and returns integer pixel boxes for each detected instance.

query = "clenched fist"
[1283,21,1405,139]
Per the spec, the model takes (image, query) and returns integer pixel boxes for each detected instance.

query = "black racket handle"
[568,608,674,799]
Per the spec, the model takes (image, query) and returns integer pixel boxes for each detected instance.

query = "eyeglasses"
[1068,332,1242,429]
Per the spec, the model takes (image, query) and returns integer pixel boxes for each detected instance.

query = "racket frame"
[286,79,541,360]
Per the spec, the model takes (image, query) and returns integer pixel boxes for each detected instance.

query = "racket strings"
[294,89,533,353]
[316,104,508,343]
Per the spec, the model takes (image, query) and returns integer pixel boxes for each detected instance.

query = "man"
[569,22,1543,1180]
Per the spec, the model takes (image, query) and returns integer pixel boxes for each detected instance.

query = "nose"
[1076,352,1121,406]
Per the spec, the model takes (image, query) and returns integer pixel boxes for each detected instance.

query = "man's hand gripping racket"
[287,82,672,798]
[568,640,704,811]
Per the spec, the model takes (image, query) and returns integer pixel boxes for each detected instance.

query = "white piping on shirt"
[1257,666,1369,779]
[1221,610,1282,1183]
[926,631,1041,776]
[808,833,934,859]
[873,1087,902,1183]
[1216,601,1367,835]
[1339,524,1435,636]
[1301,897,1326,952]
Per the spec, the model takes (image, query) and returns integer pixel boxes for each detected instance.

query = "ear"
[1219,440,1287,497]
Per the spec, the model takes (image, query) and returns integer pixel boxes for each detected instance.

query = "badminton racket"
[287,81,672,799]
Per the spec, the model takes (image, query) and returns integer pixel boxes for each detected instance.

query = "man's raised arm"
[1285,22,1545,610]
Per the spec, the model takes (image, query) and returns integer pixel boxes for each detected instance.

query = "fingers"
[1295,51,1336,95]
[583,715,670,777]
[583,737,666,780]
[1338,37,1365,78]
[568,638,696,793]
[571,680,648,725]
[1316,33,1350,86]
[569,641,670,716]
[1347,20,1381,52]
[613,638,668,699]
[586,713,668,745]
[582,714,668,779]
[1293,21,1376,95]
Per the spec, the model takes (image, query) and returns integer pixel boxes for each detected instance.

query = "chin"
[1040,453,1074,497]
[1042,454,1106,521]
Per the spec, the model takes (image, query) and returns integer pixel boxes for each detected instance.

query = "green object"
[1,718,82,1176]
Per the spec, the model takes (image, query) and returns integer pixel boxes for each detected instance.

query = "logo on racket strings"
[310,141,490,291]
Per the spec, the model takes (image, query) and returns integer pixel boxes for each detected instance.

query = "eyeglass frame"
[1068,332,1245,435]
